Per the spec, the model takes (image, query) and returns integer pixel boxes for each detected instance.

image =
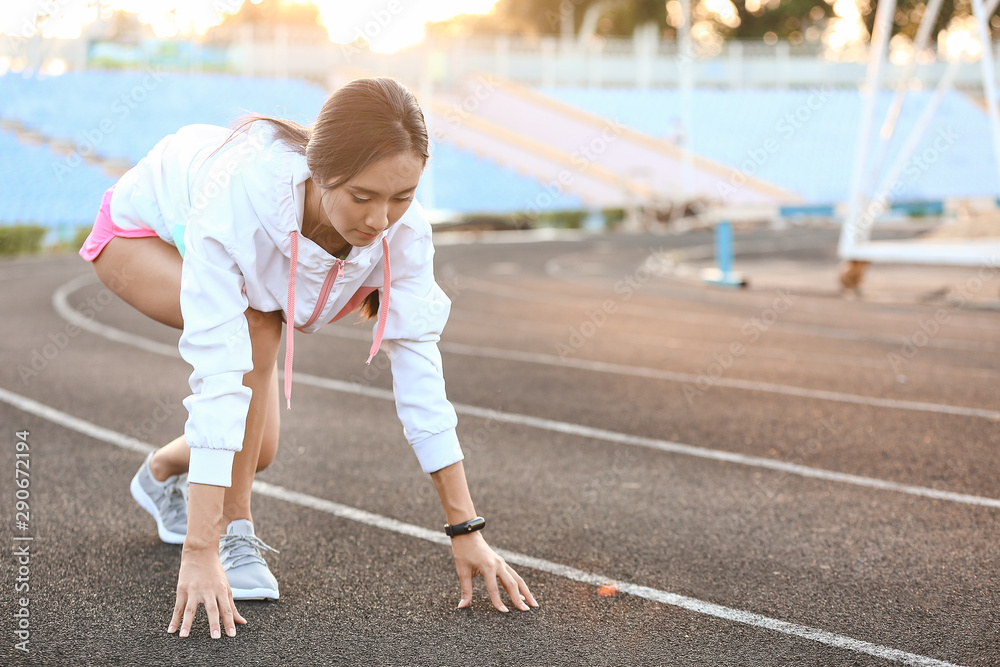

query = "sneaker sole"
[130,471,186,545]
[230,587,279,601]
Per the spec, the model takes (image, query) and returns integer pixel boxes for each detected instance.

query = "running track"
[1,228,998,666]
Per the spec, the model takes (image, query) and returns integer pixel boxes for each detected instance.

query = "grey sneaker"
[220,519,279,600]
[129,452,187,544]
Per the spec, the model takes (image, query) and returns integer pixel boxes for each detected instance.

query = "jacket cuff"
[412,429,464,474]
[187,448,236,487]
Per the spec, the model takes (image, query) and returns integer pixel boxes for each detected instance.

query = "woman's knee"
[256,446,276,472]
[91,236,184,329]
[256,442,277,472]
[255,422,280,472]
[254,369,281,473]
[92,253,128,296]
[247,308,283,354]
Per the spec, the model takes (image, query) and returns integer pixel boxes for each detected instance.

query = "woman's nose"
[366,204,389,231]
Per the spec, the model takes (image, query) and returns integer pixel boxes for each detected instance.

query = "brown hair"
[228,77,429,320]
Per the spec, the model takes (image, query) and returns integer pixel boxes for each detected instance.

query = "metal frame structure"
[838,0,1000,274]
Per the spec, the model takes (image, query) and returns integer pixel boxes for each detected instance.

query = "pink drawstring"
[366,237,391,364]
[284,231,298,409]
[285,234,390,408]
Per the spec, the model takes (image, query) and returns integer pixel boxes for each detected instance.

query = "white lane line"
[52,274,1000,509]
[58,272,999,420]
[0,386,155,456]
[292,372,1000,511]
[54,274,180,358]
[442,266,998,353]
[438,311,1000,380]
[317,325,1000,422]
[449,349,999,422]
[0,385,967,667]
[435,234,995,332]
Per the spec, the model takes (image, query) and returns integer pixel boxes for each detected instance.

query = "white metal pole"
[679,0,693,200]
[872,54,963,207]
[839,0,897,256]
[865,0,944,188]
[971,0,1000,195]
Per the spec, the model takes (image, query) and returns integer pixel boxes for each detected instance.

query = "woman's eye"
[394,196,413,203]
[352,195,370,203]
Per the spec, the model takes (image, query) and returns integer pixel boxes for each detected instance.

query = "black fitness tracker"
[444,516,486,538]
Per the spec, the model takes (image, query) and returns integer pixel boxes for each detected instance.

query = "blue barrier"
[888,201,944,216]
[702,221,747,288]
[779,204,836,217]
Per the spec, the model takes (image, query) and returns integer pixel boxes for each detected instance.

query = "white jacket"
[110,123,462,487]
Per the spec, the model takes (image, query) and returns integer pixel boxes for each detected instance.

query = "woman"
[81,76,537,639]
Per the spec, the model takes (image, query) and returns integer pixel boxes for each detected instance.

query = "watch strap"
[444,516,486,537]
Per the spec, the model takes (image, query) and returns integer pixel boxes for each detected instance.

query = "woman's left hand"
[450,532,538,612]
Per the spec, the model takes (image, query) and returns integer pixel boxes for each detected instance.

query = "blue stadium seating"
[2,69,995,238]
[0,70,581,229]
[0,70,326,165]
[418,140,583,213]
[541,86,998,204]
[0,129,117,238]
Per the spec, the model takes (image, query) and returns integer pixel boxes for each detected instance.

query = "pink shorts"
[79,186,159,262]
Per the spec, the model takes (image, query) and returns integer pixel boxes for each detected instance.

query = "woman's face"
[316,151,424,247]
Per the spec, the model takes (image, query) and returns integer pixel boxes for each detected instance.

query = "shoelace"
[219,533,280,570]
[157,476,187,526]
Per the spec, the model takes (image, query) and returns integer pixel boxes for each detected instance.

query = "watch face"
[446,517,484,536]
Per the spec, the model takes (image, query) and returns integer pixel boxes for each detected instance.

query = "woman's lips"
[355,229,376,240]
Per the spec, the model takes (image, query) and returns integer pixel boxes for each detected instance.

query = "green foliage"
[448,213,529,231]
[491,0,664,36]
[498,0,586,35]
[862,1,969,42]
[535,209,588,228]
[723,0,834,41]
[0,225,47,256]
[464,1,986,42]
[601,207,627,226]
[602,0,667,35]
[72,226,92,251]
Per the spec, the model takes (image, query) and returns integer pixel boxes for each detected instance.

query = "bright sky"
[0,0,500,53]
[2,0,985,60]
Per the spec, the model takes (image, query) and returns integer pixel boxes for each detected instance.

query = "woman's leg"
[150,365,281,480]
[255,365,281,473]
[92,236,282,521]
[93,236,184,329]
[221,309,282,526]
[149,365,280,481]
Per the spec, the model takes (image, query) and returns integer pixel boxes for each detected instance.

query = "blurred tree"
[599,0,668,35]
[205,0,326,43]
[721,0,834,41]
[858,1,1000,43]
[497,0,665,36]
[217,0,322,26]
[96,9,150,43]
[429,0,997,42]
[862,0,960,40]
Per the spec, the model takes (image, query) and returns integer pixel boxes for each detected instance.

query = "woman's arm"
[168,483,245,638]
[431,461,538,612]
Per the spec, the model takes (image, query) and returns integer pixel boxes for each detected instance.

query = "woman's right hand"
[168,544,245,638]
[167,482,244,638]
